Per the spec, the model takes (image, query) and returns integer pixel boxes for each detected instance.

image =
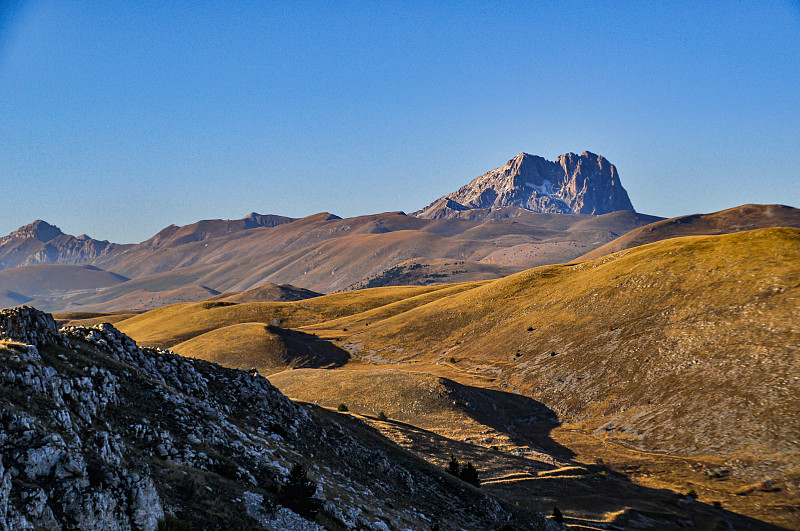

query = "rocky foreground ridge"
[416,152,635,218]
[0,306,556,530]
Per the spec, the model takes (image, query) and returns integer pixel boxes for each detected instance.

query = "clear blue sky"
[2,1,799,243]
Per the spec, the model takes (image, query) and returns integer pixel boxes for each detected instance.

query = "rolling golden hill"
[575,203,800,262]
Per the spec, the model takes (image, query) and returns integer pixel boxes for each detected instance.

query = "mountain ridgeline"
[1,152,799,314]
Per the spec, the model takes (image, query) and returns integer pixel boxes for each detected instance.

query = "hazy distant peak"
[11,220,64,242]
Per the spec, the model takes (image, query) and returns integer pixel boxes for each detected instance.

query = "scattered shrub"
[157,515,192,531]
[445,456,480,487]
[279,464,321,517]
[337,403,349,412]
[449,356,457,364]
[712,500,722,508]
[268,422,288,438]
[460,462,480,487]
[489,445,499,451]
[214,460,240,480]
[200,301,237,309]
[552,507,564,523]
[447,456,460,476]
[686,489,698,499]
[376,411,388,421]
[527,326,535,331]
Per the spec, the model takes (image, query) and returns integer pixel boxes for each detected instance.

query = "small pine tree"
[552,506,564,523]
[377,411,388,421]
[460,462,480,487]
[337,403,348,412]
[280,464,320,517]
[447,456,460,476]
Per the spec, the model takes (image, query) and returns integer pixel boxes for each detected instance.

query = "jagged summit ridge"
[6,220,64,243]
[415,151,635,218]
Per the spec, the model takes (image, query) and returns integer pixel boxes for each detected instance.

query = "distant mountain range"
[1,151,798,313]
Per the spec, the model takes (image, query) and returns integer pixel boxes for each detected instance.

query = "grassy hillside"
[575,203,800,262]
[116,283,475,348]
[171,323,348,374]
[120,227,800,464]
[310,228,798,482]
[117,227,800,527]
[0,289,31,308]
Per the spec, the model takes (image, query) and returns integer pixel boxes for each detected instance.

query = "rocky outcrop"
[0,306,63,347]
[416,151,635,218]
[0,307,555,530]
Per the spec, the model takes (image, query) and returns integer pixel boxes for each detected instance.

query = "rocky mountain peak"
[9,220,64,243]
[415,151,635,219]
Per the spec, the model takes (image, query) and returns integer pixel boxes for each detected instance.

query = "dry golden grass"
[54,312,140,327]
[119,227,800,528]
[116,284,457,348]
[172,323,348,375]
[172,323,292,374]
[575,203,800,262]
[331,228,800,459]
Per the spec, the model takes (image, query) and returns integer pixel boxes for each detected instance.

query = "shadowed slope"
[0,289,31,308]
[208,283,322,303]
[72,285,221,312]
[0,264,129,297]
[269,368,571,457]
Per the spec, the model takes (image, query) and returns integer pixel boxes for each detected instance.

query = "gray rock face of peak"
[415,151,635,218]
[8,220,64,242]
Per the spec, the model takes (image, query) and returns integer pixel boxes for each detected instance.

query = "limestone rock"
[416,151,635,218]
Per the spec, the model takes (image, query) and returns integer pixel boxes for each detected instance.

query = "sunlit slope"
[116,283,475,348]
[171,323,348,375]
[575,203,800,262]
[269,368,560,453]
[341,227,800,460]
